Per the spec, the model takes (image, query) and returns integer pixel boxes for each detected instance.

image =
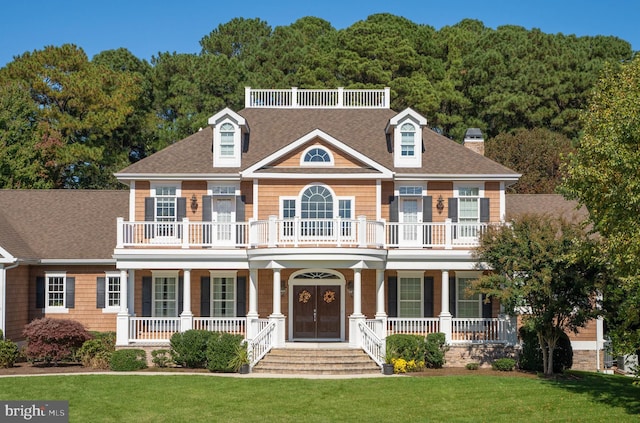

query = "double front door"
[292,285,341,340]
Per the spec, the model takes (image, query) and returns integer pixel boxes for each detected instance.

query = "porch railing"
[451,318,513,344]
[359,320,384,367]
[117,218,487,250]
[128,317,180,343]
[245,87,391,109]
[193,317,246,335]
[387,318,440,336]
[248,320,276,367]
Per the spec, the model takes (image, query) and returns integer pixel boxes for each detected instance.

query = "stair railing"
[248,320,276,368]
[358,320,384,367]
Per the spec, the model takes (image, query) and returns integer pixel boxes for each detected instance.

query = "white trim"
[115,173,243,182]
[151,270,179,317]
[397,271,425,318]
[386,107,427,129]
[0,246,17,264]
[102,271,122,313]
[45,271,69,314]
[242,129,393,178]
[129,181,136,221]
[499,181,506,221]
[207,107,247,127]
[393,116,423,168]
[212,118,242,168]
[209,270,238,318]
[252,179,259,220]
[300,145,334,167]
[395,174,521,181]
[376,179,382,220]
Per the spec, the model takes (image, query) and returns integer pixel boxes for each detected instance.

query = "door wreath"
[323,289,336,303]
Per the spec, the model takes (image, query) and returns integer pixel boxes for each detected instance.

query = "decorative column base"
[116,313,130,346]
[180,312,194,332]
[269,314,286,347]
[439,313,452,344]
[246,313,259,340]
[349,314,366,348]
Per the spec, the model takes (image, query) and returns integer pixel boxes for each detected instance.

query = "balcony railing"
[116,217,488,250]
[245,87,391,109]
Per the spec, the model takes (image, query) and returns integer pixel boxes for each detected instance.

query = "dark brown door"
[293,285,341,339]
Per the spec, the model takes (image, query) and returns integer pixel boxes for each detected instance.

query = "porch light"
[190,194,198,213]
[280,280,287,296]
[436,195,445,214]
[347,280,353,296]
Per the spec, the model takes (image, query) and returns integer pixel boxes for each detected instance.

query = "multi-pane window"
[154,276,177,317]
[220,123,235,157]
[107,275,121,308]
[301,185,334,236]
[212,276,235,317]
[399,277,422,317]
[401,123,415,157]
[282,198,296,237]
[47,275,65,308]
[458,187,480,237]
[304,147,331,163]
[155,186,177,237]
[457,277,481,318]
[338,199,352,237]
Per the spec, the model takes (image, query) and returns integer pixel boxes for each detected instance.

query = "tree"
[486,128,574,194]
[562,56,640,358]
[473,214,604,376]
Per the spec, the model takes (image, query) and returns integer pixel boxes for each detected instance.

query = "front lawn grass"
[0,371,637,422]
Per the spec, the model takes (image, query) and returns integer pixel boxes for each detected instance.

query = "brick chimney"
[463,128,484,155]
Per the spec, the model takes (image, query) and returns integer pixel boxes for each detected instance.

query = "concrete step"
[252,348,381,375]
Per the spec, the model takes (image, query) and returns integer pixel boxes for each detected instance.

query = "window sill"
[45,307,69,314]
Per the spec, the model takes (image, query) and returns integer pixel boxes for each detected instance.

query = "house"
[0,87,603,371]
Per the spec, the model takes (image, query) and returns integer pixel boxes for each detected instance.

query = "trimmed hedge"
[170,330,216,368]
[386,334,426,362]
[425,332,447,369]
[77,332,115,369]
[518,326,573,373]
[492,358,516,371]
[110,349,147,371]
[206,333,244,373]
[0,339,19,368]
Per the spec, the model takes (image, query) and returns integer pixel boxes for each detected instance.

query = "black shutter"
[142,277,152,317]
[387,276,398,317]
[236,276,247,317]
[177,197,187,220]
[200,277,211,317]
[389,196,399,245]
[448,198,458,222]
[35,276,45,309]
[66,277,75,309]
[424,276,434,317]
[480,198,490,223]
[144,197,155,239]
[236,195,246,244]
[482,294,492,318]
[202,195,212,244]
[178,277,184,316]
[96,277,106,309]
[449,275,456,318]
[422,196,433,222]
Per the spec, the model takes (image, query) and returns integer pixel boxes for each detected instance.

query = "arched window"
[303,147,331,163]
[401,123,415,157]
[220,123,235,157]
[301,185,333,219]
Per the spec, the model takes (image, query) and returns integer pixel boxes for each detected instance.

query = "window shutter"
[96,277,106,309]
[387,276,398,317]
[236,276,247,317]
[480,198,490,223]
[35,276,45,309]
[449,275,456,318]
[177,197,187,220]
[202,196,212,221]
[142,277,152,317]
[424,276,434,317]
[389,196,399,222]
[200,277,211,317]
[422,196,432,223]
[448,198,458,222]
[66,277,75,309]
[178,277,184,316]
[482,294,492,318]
[236,196,246,244]
[144,197,155,239]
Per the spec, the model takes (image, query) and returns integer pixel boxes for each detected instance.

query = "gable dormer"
[208,108,248,168]
[386,108,427,168]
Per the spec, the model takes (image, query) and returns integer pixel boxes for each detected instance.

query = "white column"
[116,269,130,346]
[127,270,135,315]
[349,267,366,348]
[271,268,282,316]
[269,267,286,347]
[180,269,193,332]
[246,269,259,340]
[375,269,386,318]
[0,267,6,338]
[439,269,452,343]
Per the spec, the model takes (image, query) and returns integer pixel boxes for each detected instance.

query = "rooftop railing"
[245,87,391,109]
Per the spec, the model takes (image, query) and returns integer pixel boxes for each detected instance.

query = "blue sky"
[1,0,638,67]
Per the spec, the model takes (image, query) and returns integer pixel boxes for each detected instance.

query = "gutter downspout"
[0,261,19,339]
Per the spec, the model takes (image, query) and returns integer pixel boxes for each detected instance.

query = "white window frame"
[400,123,416,157]
[103,272,121,313]
[210,271,237,317]
[300,145,334,166]
[453,183,483,239]
[213,119,241,167]
[45,272,68,314]
[152,271,179,318]
[397,271,424,318]
[456,271,483,318]
[393,118,422,168]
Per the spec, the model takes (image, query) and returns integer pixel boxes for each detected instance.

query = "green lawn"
[0,372,638,422]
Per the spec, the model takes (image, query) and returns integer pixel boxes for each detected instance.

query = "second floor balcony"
[116,217,489,250]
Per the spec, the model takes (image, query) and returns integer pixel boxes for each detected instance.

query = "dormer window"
[301,146,334,166]
[401,123,415,157]
[220,123,235,157]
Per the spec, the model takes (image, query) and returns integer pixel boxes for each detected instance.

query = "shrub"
[77,336,115,369]
[170,330,215,368]
[0,339,20,368]
[22,318,92,364]
[518,326,573,373]
[425,332,448,369]
[492,358,516,371]
[0,329,3,339]
[466,362,480,370]
[110,349,147,371]
[151,349,172,368]
[206,333,244,373]
[386,334,426,362]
